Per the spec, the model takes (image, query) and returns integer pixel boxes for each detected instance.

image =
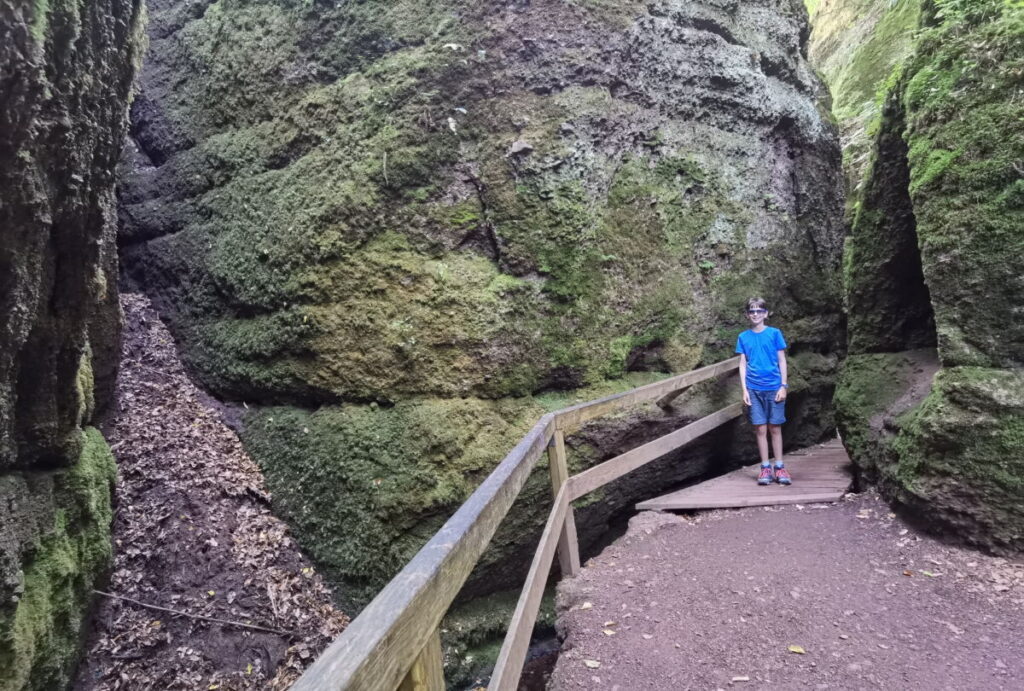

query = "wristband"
[780,384,788,388]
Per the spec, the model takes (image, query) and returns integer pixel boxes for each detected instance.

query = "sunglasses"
[747,308,767,314]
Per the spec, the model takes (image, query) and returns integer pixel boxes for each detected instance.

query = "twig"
[383,150,389,186]
[94,590,294,637]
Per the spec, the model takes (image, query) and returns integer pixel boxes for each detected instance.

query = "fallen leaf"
[839,634,849,640]
[583,660,601,669]
[580,602,593,610]
[642,634,653,640]
[922,570,939,578]
[903,570,913,577]
[602,629,616,636]
[732,676,751,682]
[603,621,616,627]
[788,644,806,654]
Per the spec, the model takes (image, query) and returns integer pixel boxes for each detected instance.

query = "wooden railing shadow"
[291,357,741,691]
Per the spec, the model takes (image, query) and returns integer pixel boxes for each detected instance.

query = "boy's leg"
[755,424,774,484]
[756,424,770,464]
[769,423,791,485]
[769,424,783,465]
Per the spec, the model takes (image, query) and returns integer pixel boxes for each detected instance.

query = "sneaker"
[758,464,774,485]
[775,464,792,485]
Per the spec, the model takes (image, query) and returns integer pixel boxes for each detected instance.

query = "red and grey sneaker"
[758,464,774,485]
[774,464,792,485]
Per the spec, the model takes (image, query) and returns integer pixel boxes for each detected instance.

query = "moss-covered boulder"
[834,0,1024,553]
[123,0,844,403]
[0,0,143,686]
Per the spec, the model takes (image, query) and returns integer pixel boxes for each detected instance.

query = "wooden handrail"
[568,402,744,500]
[291,414,556,691]
[292,357,741,690]
[553,357,739,431]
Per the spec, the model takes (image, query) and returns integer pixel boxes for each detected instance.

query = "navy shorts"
[748,388,786,425]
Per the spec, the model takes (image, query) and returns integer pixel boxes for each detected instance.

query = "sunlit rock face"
[0,0,143,686]
[831,0,1024,553]
[121,0,844,637]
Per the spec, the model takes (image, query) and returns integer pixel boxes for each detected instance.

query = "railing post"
[548,428,580,577]
[397,628,444,691]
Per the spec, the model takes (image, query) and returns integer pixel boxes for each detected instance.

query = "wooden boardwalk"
[636,439,852,511]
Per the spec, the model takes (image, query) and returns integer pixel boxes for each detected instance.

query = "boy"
[735,297,791,485]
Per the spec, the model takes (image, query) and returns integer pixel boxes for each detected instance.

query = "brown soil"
[551,493,1024,690]
[74,294,347,690]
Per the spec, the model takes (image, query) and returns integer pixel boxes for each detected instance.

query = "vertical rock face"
[833,0,1024,552]
[121,0,844,614]
[0,0,143,686]
[806,0,921,197]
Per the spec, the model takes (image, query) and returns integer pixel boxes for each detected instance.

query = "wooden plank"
[290,414,556,691]
[568,402,743,500]
[397,629,444,691]
[547,430,580,578]
[636,444,853,511]
[490,486,571,691]
[639,492,845,510]
[554,358,739,431]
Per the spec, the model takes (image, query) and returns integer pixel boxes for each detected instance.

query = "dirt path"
[74,294,347,690]
[551,492,1024,690]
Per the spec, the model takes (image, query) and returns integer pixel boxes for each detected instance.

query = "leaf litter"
[74,294,348,690]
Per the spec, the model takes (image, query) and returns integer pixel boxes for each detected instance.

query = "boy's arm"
[739,354,751,406]
[775,350,788,402]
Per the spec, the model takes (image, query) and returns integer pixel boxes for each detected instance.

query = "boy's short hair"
[746,296,768,312]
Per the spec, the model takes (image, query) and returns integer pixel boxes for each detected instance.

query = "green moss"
[30,0,50,44]
[808,0,922,197]
[242,398,541,609]
[833,352,924,478]
[74,346,95,426]
[442,589,556,687]
[900,1,1024,367]
[887,367,1024,549]
[0,428,116,691]
[240,370,686,610]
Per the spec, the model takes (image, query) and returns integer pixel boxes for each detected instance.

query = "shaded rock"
[834,0,1024,553]
[0,0,143,685]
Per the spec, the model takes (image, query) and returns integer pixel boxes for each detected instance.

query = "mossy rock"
[124,0,845,405]
[900,1,1024,368]
[807,0,922,200]
[0,429,117,691]
[889,367,1024,552]
[836,0,1024,553]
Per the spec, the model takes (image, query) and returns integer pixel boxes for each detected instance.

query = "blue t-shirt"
[735,326,787,391]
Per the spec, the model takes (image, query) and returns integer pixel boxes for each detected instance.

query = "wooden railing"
[291,357,741,691]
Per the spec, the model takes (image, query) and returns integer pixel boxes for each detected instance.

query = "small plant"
[698,260,716,272]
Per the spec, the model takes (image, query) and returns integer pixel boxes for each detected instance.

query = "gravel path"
[551,492,1024,690]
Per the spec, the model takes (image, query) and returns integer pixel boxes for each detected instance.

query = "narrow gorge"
[1,0,1021,688]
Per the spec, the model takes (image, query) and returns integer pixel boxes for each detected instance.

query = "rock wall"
[0,0,143,687]
[121,0,845,620]
[806,0,921,198]
[833,0,1024,553]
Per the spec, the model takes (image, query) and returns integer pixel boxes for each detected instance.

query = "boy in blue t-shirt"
[734,297,791,485]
